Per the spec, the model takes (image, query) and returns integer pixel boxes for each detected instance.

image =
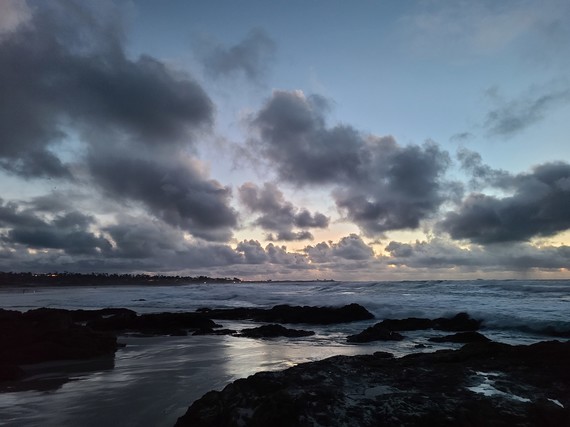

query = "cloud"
[484,86,570,137]
[0,0,212,178]
[0,199,111,255]
[238,182,329,240]
[250,90,458,235]
[195,28,276,82]
[88,151,237,242]
[385,238,570,272]
[439,162,570,243]
[399,0,570,61]
[457,148,514,190]
[305,234,374,263]
[266,231,314,242]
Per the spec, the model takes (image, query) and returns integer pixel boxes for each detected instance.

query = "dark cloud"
[267,231,314,242]
[484,87,570,137]
[0,199,111,255]
[305,234,374,262]
[195,28,276,82]
[238,182,329,240]
[0,0,213,178]
[385,238,570,271]
[457,148,514,190]
[88,151,237,242]
[250,90,458,236]
[439,162,570,243]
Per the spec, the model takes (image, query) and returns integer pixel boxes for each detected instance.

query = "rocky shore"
[2,304,569,426]
[176,340,570,426]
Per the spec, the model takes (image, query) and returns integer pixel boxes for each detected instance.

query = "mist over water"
[1,280,568,426]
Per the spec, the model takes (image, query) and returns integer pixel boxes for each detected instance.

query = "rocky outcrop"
[238,324,315,339]
[176,340,570,427]
[196,303,374,324]
[0,309,119,371]
[429,331,491,343]
[348,312,482,343]
[346,325,404,343]
[87,312,220,335]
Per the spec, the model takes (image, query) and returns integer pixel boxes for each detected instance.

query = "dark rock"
[375,317,435,331]
[176,340,570,427]
[192,328,237,336]
[433,312,482,331]
[429,331,491,343]
[0,365,25,381]
[347,324,405,343]
[238,324,315,339]
[197,303,374,324]
[88,311,219,335]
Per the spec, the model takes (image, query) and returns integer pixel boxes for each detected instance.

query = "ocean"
[1,280,568,426]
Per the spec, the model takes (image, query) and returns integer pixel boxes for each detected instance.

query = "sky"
[1,0,570,281]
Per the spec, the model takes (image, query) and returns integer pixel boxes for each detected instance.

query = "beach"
[1,280,569,426]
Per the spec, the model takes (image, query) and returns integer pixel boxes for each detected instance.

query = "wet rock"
[238,324,315,339]
[196,303,374,324]
[0,365,25,381]
[176,340,570,427]
[433,312,482,331]
[429,331,491,343]
[88,312,219,335]
[192,328,237,336]
[374,317,435,331]
[346,324,405,343]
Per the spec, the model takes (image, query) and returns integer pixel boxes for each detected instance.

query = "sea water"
[0,280,568,426]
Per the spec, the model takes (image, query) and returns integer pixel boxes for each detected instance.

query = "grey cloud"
[485,87,570,137]
[250,91,457,236]
[0,200,111,255]
[457,148,514,190]
[238,182,329,239]
[196,28,276,82]
[385,238,570,271]
[267,231,314,242]
[236,240,269,264]
[88,151,237,242]
[0,0,212,178]
[439,162,570,243]
[305,234,374,262]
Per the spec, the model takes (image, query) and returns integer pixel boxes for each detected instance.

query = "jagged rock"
[196,303,374,324]
[176,341,570,427]
[374,317,435,331]
[433,312,482,331]
[238,324,315,339]
[347,325,404,343]
[429,331,491,343]
[88,312,219,335]
[192,328,237,336]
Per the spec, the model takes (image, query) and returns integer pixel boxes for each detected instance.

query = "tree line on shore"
[0,272,241,286]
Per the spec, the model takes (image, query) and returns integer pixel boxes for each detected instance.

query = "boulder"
[196,303,374,324]
[238,324,315,339]
[347,324,405,343]
[176,340,570,427]
[429,331,491,343]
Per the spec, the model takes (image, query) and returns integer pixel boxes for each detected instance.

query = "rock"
[0,365,25,381]
[176,341,570,427]
[374,317,435,331]
[88,312,219,335]
[192,328,237,336]
[196,303,374,324]
[433,312,482,331]
[429,331,491,343]
[238,324,315,339]
[347,324,405,343]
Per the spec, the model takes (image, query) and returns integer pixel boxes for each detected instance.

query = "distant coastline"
[0,272,242,287]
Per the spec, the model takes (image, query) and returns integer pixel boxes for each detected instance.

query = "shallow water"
[1,280,569,426]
